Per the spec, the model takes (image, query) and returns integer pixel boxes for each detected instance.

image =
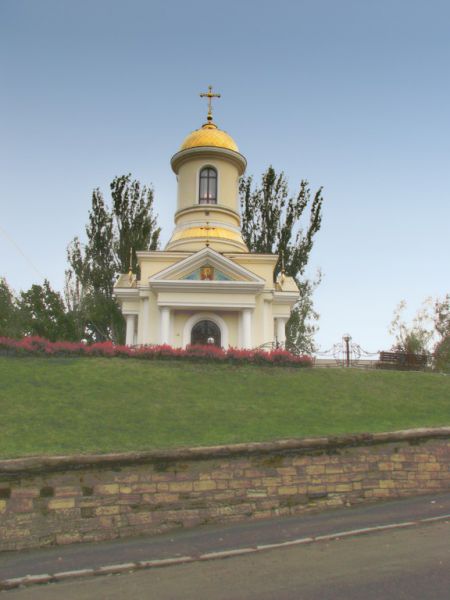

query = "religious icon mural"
[200,266,214,280]
[183,265,232,281]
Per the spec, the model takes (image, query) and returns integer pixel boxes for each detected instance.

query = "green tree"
[18,280,76,341]
[0,277,22,338]
[433,294,450,372]
[67,175,160,342]
[240,166,323,353]
[63,268,86,341]
[285,275,322,355]
[388,295,450,370]
[389,300,433,355]
[68,188,119,341]
[111,174,161,276]
[434,335,450,373]
[433,294,450,339]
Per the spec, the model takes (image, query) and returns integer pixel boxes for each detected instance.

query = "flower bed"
[0,336,312,367]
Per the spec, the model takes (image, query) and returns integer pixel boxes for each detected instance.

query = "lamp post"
[343,334,352,368]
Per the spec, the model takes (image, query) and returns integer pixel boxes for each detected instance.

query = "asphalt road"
[4,520,450,599]
[1,492,450,581]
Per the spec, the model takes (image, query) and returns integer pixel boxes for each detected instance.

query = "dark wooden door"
[191,320,221,347]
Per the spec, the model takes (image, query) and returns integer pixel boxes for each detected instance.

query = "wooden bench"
[378,351,429,370]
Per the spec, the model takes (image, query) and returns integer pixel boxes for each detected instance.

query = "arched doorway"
[191,320,221,347]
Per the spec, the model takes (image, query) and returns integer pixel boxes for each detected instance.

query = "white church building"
[114,88,299,348]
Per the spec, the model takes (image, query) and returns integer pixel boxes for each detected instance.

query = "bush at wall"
[0,336,312,368]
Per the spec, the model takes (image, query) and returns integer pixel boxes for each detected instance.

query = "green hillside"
[0,357,449,458]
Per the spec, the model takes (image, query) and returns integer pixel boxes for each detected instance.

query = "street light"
[342,334,352,367]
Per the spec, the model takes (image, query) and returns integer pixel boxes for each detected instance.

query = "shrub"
[0,336,312,368]
[184,344,226,360]
[85,342,116,357]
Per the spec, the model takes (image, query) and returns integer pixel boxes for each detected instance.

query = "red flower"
[0,337,312,367]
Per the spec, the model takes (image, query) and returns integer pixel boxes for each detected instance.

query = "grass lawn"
[0,356,449,459]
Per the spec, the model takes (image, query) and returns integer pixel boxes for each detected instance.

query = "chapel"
[114,87,299,348]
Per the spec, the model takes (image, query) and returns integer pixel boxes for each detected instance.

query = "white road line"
[420,513,450,523]
[53,569,95,581]
[137,556,193,568]
[314,521,417,541]
[256,537,314,550]
[199,548,255,560]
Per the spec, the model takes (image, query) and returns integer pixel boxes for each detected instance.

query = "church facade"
[114,89,299,348]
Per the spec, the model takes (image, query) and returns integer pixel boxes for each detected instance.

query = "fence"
[312,336,434,371]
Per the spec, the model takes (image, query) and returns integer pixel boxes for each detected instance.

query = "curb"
[1,513,449,592]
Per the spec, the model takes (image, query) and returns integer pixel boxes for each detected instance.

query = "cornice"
[171,146,247,175]
[166,238,247,253]
[227,252,278,262]
[113,288,139,302]
[225,253,279,264]
[174,204,240,222]
[272,290,300,305]
[149,280,265,294]
[157,299,257,309]
[136,250,194,261]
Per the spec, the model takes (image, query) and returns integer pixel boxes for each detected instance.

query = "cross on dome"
[199,85,221,123]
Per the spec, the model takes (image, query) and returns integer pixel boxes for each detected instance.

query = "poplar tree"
[111,174,160,276]
[67,174,160,342]
[240,167,323,353]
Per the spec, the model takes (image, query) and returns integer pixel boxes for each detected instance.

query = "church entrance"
[191,320,221,347]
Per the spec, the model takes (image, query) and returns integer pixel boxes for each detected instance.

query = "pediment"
[149,247,264,284]
[181,265,233,281]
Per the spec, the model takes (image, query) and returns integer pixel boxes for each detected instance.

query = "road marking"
[137,557,193,568]
[420,513,450,523]
[95,563,136,575]
[1,513,449,592]
[53,569,95,581]
[256,537,314,550]
[199,548,255,560]
[314,521,416,541]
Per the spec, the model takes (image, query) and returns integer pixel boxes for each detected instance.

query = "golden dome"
[180,122,239,152]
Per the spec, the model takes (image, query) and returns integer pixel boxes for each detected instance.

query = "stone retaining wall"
[1,428,449,552]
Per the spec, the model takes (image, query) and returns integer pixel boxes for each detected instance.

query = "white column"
[160,306,171,345]
[276,317,287,347]
[125,314,135,346]
[262,300,270,344]
[142,297,150,344]
[242,308,253,349]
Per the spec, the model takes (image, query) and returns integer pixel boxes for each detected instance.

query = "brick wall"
[1,428,449,552]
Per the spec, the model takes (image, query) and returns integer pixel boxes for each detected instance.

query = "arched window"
[199,167,217,204]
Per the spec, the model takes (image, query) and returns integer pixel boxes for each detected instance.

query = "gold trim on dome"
[170,226,244,243]
[180,123,239,152]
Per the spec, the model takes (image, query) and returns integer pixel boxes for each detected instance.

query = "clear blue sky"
[1,0,449,352]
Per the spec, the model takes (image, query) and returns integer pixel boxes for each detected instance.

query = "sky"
[1,0,449,353]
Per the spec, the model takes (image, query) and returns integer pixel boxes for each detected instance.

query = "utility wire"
[0,225,46,282]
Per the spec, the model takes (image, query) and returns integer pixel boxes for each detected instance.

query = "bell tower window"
[199,167,217,204]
